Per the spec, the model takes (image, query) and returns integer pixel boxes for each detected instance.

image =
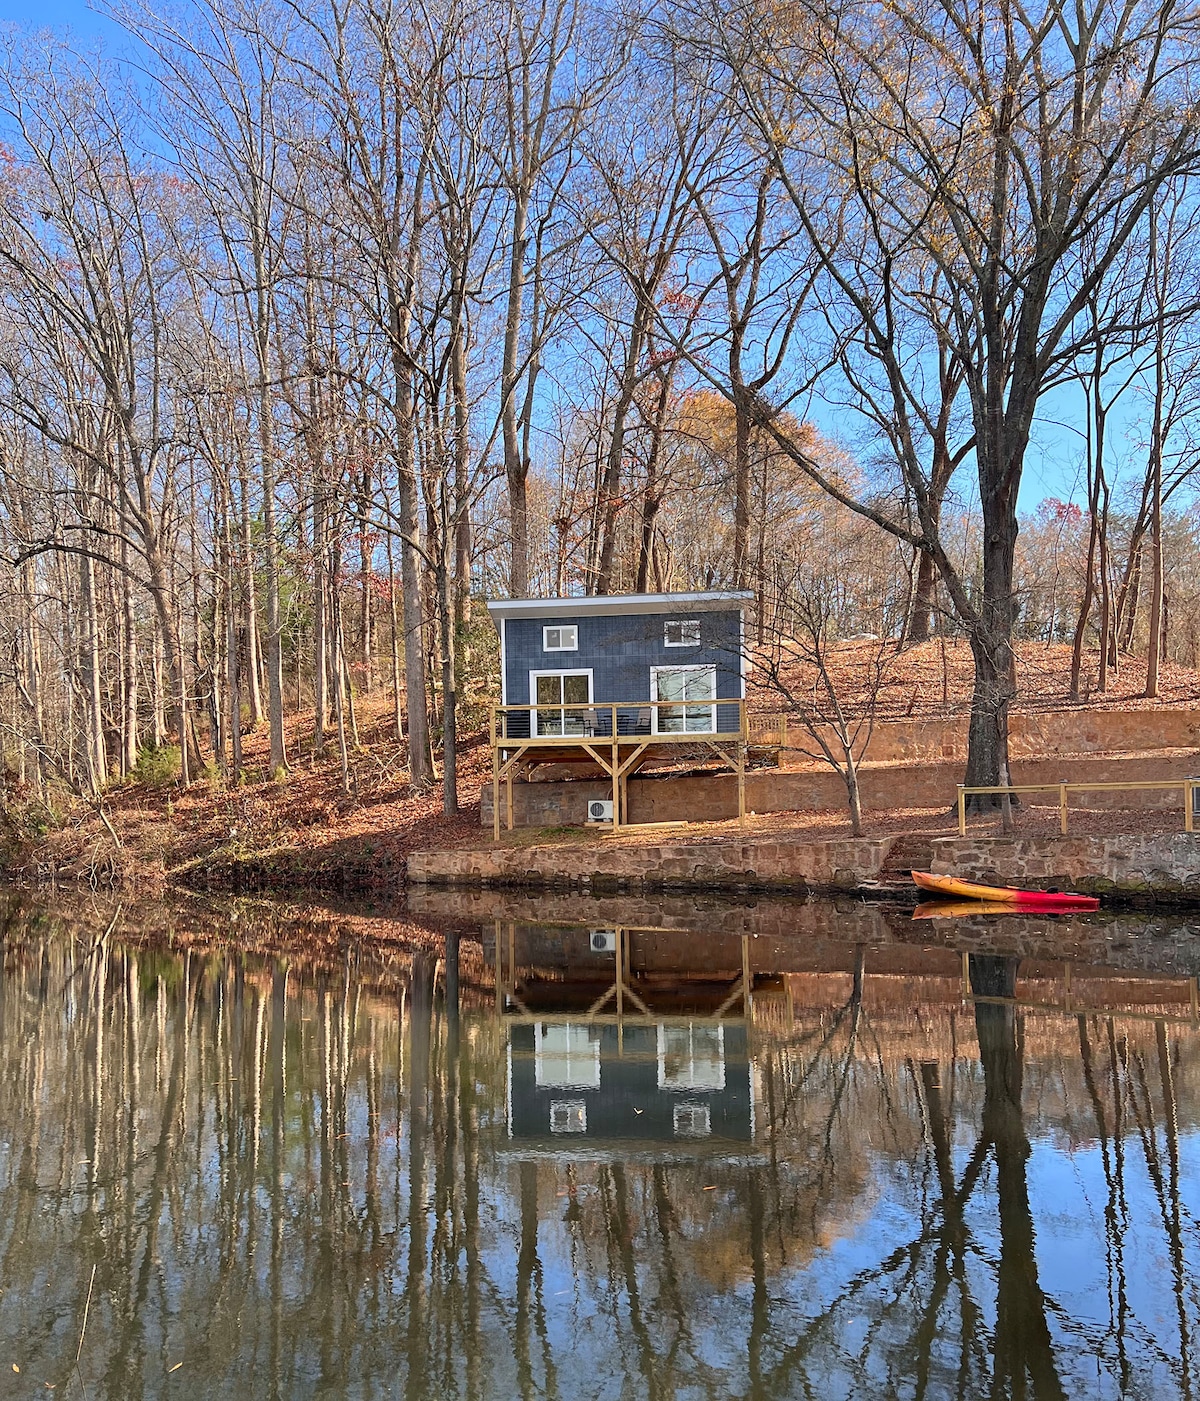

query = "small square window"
[550,1100,587,1133]
[664,619,701,647]
[543,624,578,652]
[673,1103,711,1138]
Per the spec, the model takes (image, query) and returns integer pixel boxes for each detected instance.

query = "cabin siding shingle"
[503,608,744,714]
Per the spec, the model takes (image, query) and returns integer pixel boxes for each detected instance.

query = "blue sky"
[0,0,119,36]
[0,1,1159,520]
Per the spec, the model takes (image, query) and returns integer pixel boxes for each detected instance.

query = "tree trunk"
[385,525,404,744]
[1068,508,1099,700]
[843,758,863,836]
[503,190,531,596]
[595,298,650,594]
[971,955,1067,1401]
[357,459,374,693]
[80,545,106,793]
[144,541,202,780]
[438,551,458,815]
[313,472,329,753]
[260,388,287,774]
[120,536,138,774]
[731,384,752,589]
[237,458,265,726]
[1146,348,1165,699]
[391,343,433,789]
[904,550,939,647]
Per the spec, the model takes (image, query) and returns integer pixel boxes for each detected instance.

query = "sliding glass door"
[531,671,592,736]
[651,666,716,734]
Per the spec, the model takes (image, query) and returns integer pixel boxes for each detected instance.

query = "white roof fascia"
[487,590,753,628]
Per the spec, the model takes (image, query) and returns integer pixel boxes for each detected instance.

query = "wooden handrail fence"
[956,778,1200,836]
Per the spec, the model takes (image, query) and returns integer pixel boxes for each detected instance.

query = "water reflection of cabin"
[493,921,757,1158]
[506,1021,754,1156]
[487,590,752,834]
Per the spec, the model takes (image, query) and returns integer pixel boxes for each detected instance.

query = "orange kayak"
[911,869,1100,912]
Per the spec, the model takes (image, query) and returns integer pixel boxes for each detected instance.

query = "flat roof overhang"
[487,589,753,630]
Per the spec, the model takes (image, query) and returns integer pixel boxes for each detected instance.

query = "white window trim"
[663,618,702,648]
[529,668,594,736]
[673,1102,712,1138]
[657,1023,726,1091]
[650,664,717,735]
[549,1099,588,1133]
[534,1022,601,1089]
[542,623,579,652]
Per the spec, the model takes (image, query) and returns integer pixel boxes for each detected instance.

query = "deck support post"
[738,739,746,825]
[491,737,501,842]
[742,935,753,1021]
[493,919,502,1015]
[612,731,620,831]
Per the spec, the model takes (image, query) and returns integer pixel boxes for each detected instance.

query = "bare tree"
[674,0,1200,798]
[756,556,896,835]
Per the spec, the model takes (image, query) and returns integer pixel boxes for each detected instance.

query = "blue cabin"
[504,1021,753,1156]
[487,590,751,740]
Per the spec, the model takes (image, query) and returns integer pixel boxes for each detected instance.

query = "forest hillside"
[0,0,1197,873]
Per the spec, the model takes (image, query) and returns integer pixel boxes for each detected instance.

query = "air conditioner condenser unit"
[586,799,614,823]
[590,929,617,953]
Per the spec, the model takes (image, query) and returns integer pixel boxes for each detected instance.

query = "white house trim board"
[500,616,508,705]
[487,589,753,626]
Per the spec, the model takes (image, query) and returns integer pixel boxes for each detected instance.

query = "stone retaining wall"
[483,750,1200,828]
[782,704,1200,766]
[408,834,894,895]
[930,833,1200,900]
[412,831,1200,904]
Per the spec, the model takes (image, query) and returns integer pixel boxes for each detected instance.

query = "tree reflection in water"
[1,914,1199,1398]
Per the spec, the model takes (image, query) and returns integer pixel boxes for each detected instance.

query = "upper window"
[543,624,578,652]
[549,1100,587,1134]
[664,619,701,648]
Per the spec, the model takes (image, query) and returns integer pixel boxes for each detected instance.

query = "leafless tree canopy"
[0,0,1196,811]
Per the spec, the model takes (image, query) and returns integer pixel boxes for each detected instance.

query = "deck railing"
[491,698,748,745]
[957,779,1200,836]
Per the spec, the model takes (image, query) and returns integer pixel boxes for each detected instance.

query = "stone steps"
[879,834,935,880]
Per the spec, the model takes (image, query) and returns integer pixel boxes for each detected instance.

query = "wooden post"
[491,715,501,843]
[1191,977,1198,1022]
[493,919,502,1015]
[508,923,516,1004]
[1063,961,1072,1014]
[1185,779,1195,834]
[742,934,753,1022]
[506,768,514,833]
[961,950,970,1000]
[615,926,624,1030]
[1059,782,1069,836]
[957,786,966,837]
[738,737,746,826]
[612,720,620,831]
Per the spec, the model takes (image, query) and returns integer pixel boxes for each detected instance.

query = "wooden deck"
[489,700,749,838]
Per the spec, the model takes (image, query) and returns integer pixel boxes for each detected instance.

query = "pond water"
[2,892,1200,1399]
